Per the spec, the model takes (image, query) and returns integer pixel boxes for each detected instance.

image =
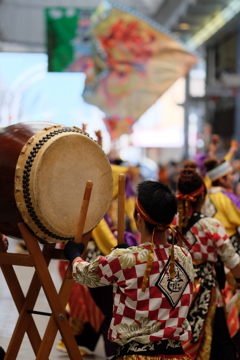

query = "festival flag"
[45,1,198,121]
[82,1,199,120]
[45,7,94,72]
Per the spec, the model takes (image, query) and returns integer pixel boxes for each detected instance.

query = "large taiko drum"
[0,122,113,243]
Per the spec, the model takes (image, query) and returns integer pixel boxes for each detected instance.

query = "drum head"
[14,125,113,243]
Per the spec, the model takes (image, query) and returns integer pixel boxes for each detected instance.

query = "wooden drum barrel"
[0,122,113,243]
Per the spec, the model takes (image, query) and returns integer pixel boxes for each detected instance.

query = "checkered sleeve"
[204,218,240,268]
[72,256,113,287]
[72,248,128,288]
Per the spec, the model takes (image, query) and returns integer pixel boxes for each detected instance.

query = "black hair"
[136,180,177,233]
[178,168,205,193]
[182,159,198,170]
[177,167,207,206]
[176,168,206,231]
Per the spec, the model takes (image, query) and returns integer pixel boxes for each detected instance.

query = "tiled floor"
[0,238,105,360]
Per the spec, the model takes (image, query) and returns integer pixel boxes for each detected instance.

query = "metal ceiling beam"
[0,0,239,53]
[186,0,240,50]
[187,3,226,14]
[152,0,197,29]
[197,0,232,5]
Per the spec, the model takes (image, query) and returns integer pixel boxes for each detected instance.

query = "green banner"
[45,7,93,72]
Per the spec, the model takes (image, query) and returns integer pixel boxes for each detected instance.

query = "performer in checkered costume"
[201,156,240,256]
[64,180,195,359]
[175,167,240,360]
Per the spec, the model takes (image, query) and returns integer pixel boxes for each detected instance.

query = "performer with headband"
[64,180,195,360]
[194,136,238,189]
[174,168,240,360]
[202,157,240,255]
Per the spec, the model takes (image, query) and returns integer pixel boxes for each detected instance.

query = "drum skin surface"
[0,122,113,243]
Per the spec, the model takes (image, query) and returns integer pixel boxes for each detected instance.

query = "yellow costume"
[202,187,240,238]
[91,164,138,255]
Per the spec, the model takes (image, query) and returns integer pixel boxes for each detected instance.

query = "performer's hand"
[64,241,85,263]
[229,140,239,159]
[209,134,219,156]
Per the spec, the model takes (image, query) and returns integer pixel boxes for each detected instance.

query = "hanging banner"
[45,7,94,72]
[45,1,198,120]
[81,1,198,120]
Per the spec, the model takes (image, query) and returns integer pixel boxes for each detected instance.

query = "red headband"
[135,198,191,247]
[176,184,205,202]
[135,198,169,229]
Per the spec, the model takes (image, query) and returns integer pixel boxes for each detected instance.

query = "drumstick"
[82,123,87,131]
[95,130,103,147]
[118,174,126,245]
[65,180,93,278]
[74,180,93,244]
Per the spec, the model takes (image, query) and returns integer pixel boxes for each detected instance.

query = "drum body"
[0,122,113,243]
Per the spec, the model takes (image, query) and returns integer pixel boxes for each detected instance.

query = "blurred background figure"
[201,155,240,356]
[174,168,240,360]
[202,157,240,254]
[233,159,240,197]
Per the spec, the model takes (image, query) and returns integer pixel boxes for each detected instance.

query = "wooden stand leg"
[36,179,94,358]
[36,267,74,359]
[0,224,82,360]
[18,222,82,360]
[0,240,42,359]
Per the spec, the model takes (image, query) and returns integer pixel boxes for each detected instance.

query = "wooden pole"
[74,180,93,243]
[66,180,93,277]
[117,173,126,245]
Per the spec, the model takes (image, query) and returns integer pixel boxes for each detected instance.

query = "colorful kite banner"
[45,1,198,121]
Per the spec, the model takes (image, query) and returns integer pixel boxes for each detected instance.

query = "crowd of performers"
[2,133,240,360]
[57,134,240,360]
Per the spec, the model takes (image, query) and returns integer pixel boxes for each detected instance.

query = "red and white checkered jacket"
[73,242,194,346]
[174,214,240,267]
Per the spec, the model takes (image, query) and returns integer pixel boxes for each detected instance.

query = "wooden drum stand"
[0,223,83,360]
[0,174,126,359]
[0,180,96,360]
